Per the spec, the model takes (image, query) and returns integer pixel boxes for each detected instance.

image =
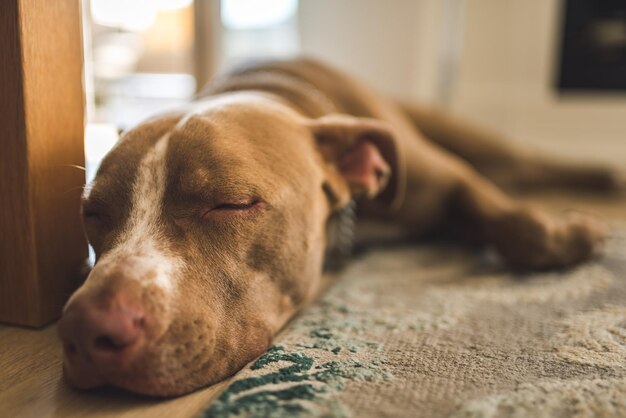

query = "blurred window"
[87,0,196,130]
[221,0,297,30]
[218,0,300,69]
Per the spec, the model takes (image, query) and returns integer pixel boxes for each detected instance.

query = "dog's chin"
[61,339,218,397]
[106,375,206,398]
[63,358,213,397]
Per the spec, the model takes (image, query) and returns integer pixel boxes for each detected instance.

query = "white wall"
[298,0,451,102]
[451,0,626,165]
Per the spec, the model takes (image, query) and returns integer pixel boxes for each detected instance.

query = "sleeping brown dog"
[58,58,622,396]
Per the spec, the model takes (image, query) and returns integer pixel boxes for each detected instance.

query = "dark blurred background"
[83,0,626,181]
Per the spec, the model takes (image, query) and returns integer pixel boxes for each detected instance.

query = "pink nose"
[58,292,147,387]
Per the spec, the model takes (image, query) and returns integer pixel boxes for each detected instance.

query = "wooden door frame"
[0,0,87,327]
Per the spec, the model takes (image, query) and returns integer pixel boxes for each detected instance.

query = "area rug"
[201,227,626,418]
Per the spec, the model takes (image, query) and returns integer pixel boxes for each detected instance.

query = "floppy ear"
[308,114,400,210]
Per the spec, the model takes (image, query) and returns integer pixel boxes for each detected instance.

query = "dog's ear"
[308,114,401,210]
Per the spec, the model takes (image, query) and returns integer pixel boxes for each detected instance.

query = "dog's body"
[58,58,621,396]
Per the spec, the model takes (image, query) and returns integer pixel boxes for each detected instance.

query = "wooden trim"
[0,0,87,327]
[193,0,220,91]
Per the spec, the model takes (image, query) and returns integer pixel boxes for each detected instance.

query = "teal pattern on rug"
[202,299,393,418]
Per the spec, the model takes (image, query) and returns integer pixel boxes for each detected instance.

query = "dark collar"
[323,200,356,272]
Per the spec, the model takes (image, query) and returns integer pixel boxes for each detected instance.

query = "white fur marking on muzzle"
[96,134,180,293]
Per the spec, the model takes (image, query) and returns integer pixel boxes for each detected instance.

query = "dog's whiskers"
[57,164,87,171]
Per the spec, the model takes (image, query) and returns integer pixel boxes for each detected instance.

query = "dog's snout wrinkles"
[58,291,147,388]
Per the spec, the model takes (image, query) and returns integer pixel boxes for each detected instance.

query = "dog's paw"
[492,208,606,269]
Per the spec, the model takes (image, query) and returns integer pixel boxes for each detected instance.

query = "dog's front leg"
[448,165,606,269]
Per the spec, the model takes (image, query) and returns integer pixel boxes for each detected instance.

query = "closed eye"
[212,200,260,211]
[202,198,265,219]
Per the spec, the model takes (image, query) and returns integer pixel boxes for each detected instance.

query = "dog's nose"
[58,292,147,386]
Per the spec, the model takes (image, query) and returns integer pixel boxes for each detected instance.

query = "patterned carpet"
[201,228,626,418]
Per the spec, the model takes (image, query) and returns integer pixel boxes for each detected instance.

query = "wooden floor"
[0,323,230,418]
[1,192,624,418]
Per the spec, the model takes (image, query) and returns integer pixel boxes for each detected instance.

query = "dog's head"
[58,93,399,396]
